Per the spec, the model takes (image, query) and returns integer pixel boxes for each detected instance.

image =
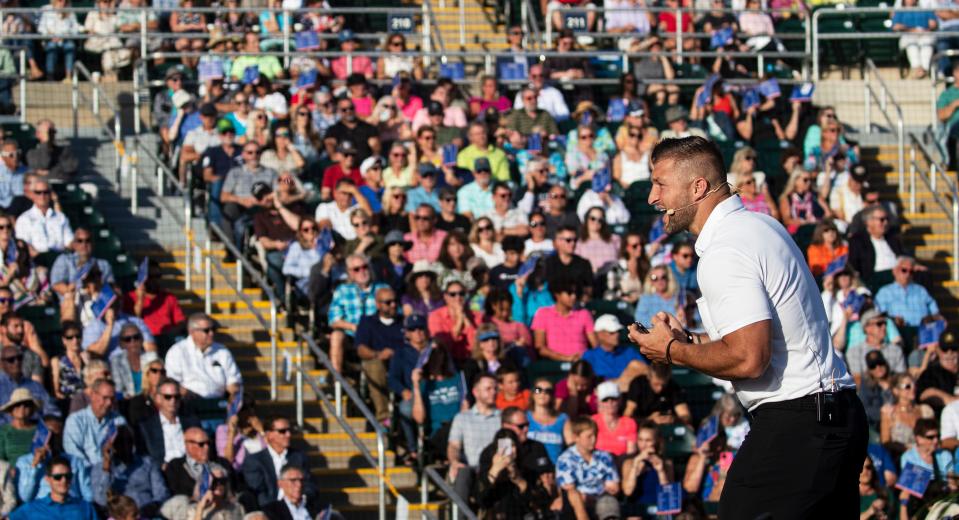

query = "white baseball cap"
[594,314,624,333]
[597,381,621,401]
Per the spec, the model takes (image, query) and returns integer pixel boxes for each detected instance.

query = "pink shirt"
[428,306,481,361]
[404,229,447,263]
[592,413,637,457]
[331,56,374,80]
[397,95,424,122]
[411,105,468,133]
[490,316,534,358]
[530,306,594,357]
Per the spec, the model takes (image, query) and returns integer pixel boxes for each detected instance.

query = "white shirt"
[14,205,74,254]
[284,497,311,520]
[267,444,288,498]
[314,201,358,240]
[183,127,219,156]
[575,191,631,225]
[513,86,570,122]
[255,92,289,119]
[471,243,505,268]
[159,413,186,462]
[694,196,855,411]
[870,236,898,272]
[941,400,959,441]
[524,238,555,256]
[483,207,528,233]
[164,337,243,398]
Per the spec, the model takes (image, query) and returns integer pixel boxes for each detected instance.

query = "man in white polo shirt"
[164,312,242,400]
[629,137,866,519]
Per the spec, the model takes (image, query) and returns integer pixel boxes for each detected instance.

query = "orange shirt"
[496,389,530,411]
[806,243,848,277]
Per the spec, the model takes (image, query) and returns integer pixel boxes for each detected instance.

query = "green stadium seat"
[112,253,137,280]
[1,122,37,153]
[585,300,635,326]
[19,305,61,336]
[527,360,572,385]
[660,423,695,459]
[816,12,861,79]
[857,15,902,72]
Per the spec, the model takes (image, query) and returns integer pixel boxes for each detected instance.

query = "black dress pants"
[718,389,868,520]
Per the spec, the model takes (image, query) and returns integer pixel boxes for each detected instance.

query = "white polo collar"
[694,195,745,257]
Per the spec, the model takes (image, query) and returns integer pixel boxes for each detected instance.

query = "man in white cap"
[582,315,648,391]
[358,156,385,213]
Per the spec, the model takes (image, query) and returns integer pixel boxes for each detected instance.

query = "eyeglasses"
[160,393,181,401]
[192,327,215,334]
[2,355,22,364]
[378,299,397,305]
[186,439,210,446]
[33,190,50,195]
[533,386,553,394]
[350,265,369,273]
[650,274,667,281]
[897,267,912,274]
[549,193,565,199]
[921,433,940,440]
[49,473,73,481]
[511,422,530,429]
[121,334,143,343]
[445,290,465,298]
[273,427,291,434]
[148,367,166,374]
[352,220,370,228]
[62,333,79,340]
[529,220,544,228]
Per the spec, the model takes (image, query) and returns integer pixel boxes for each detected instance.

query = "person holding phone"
[629,137,864,519]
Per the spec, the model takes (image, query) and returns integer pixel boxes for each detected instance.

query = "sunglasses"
[186,439,210,446]
[33,190,50,195]
[2,355,22,364]
[149,367,166,374]
[446,290,465,298]
[579,134,594,139]
[529,220,544,228]
[378,299,397,305]
[350,265,369,273]
[477,226,493,232]
[273,427,291,434]
[193,327,215,334]
[352,220,370,227]
[160,393,181,401]
[921,433,940,440]
[414,215,432,221]
[74,238,91,244]
[533,386,553,394]
[121,334,143,342]
[650,274,667,281]
[49,473,73,481]
[512,422,530,429]
[588,215,603,223]
[441,198,456,203]
[0,225,10,231]
[62,333,79,340]
[300,226,316,233]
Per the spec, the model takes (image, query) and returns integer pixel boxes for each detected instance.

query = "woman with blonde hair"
[374,186,410,234]
[879,373,934,458]
[633,265,679,326]
[469,216,504,268]
[778,168,829,234]
[736,172,778,219]
[376,33,423,80]
[527,377,574,463]
[244,109,270,148]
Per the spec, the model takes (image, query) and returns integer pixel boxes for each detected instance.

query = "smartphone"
[497,438,513,457]
[633,322,650,334]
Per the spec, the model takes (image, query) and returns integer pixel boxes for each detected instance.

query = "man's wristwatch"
[683,328,695,344]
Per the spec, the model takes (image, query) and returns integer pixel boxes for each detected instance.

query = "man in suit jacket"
[162,427,232,497]
[261,466,323,520]
[241,416,316,508]
[848,205,904,289]
[138,378,201,467]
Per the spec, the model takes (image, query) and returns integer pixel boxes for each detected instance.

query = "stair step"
[312,467,418,489]
[303,432,380,452]
[306,449,396,469]
[316,486,420,507]
[235,355,317,372]
[305,417,369,434]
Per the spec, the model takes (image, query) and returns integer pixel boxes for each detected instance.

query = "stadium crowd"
[0,0,956,518]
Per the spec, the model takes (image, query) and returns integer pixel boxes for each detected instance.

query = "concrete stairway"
[427,0,508,54]
[861,144,959,315]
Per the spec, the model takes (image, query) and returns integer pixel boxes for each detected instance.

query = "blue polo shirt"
[9,496,98,520]
[355,314,405,353]
[581,344,647,380]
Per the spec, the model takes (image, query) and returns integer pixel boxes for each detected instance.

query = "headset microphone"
[658,183,727,216]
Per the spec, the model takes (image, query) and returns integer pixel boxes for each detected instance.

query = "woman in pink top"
[531,279,597,361]
[468,74,512,118]
[592,381,638,457]
[575,206,622,272]
[215,398,267,469]
[483,287,533,359]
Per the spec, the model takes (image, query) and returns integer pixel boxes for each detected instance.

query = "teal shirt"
[420,373,464,434]
[938,86,959,136]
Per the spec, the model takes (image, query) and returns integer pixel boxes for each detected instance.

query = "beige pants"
[361,358,390,422]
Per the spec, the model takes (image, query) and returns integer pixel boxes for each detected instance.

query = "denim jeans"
[936,31,959,75]
[398,397,416,454]
[43,40,76,77]
[264,249,286,299]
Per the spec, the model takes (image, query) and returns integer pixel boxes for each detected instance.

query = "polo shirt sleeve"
[941,404,959,441]
[697,246,773,337]
[530,307,546,332]
[448,412,466,448]
[328,286,347,324]
[355,317,373,350]
[555,450,576,488]
[599,451,620,482]
[49,254,70,285]
[922,287,940,315]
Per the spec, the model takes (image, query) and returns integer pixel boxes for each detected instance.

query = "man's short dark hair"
[650,136,726,186]
[501,406,524,426]
[914,418,939,437]
[0,312,20,327]
[557,224,578,237]
[157,377,181,393]
[549,278,579,298]
[266,414,289,431]
[472,372,496,390]
[335,178,356,190]
[45,456,71,477]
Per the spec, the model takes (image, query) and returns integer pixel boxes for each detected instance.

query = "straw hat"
[0,387,38,413]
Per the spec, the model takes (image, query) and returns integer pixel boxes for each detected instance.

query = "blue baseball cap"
[404,314,427,330]
[477,330,500,342]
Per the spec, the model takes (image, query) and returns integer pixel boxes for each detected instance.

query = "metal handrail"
[521,0,544,50]
[422,466,479,520]
[928,49,959,137]
[302,332,389,520]
[862,58,906,191]
[907,130,959,281]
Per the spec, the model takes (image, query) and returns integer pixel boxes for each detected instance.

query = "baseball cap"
[338,141,357,155]
[403,314,427,330]
[596,381,621,401]
[477,329,500,342]
[339,29,356,43]
[360,156,384,175]
[865,350,887,369]
[474,157,491,173]
[859,308,885,325]
[216,120,236,134]
[251,181,272,200]
[594,314,624,333]
[384,229,412,250]
[502,236,524,253]
[666,105,689,124]
[200,103,217,117]
[427,100,444,116]
[418,163,438,177]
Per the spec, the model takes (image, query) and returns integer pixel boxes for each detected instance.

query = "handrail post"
[675,8,683,65]
[458,0,465,48]
[114,114,121,185]
[897,119,905,193]
[812,10,820,80]
[346,51,353,76]
[757,53,764,78]
[953,197,958,281]
[184,187,193,291]
[204,235,212,314]
[236,256,243,291]
[93,78,100,117]
[932,162,938,193]
[139,10,147,58]
[880,84,887,113]
[377,433,386,520]
[420,471,428,510]
[545,6,553,47]
[130,153,138,214]
[156,165,164,197]
[864,82,871,135]
[910,146,916,213]
[422,2,431,68]
[270,300,278,400]
[133,62,141,137]
[334,379,342,416]
[932,66,939,136]
[296,336,303,426]
[521,0,528,48]
[282,9,291,67]
[18,49,25,124]
[71,67,79,139]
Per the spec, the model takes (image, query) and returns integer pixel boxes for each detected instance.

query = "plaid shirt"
[327,282,389,336]
[448,406,502,467]
[875,282,939,327]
